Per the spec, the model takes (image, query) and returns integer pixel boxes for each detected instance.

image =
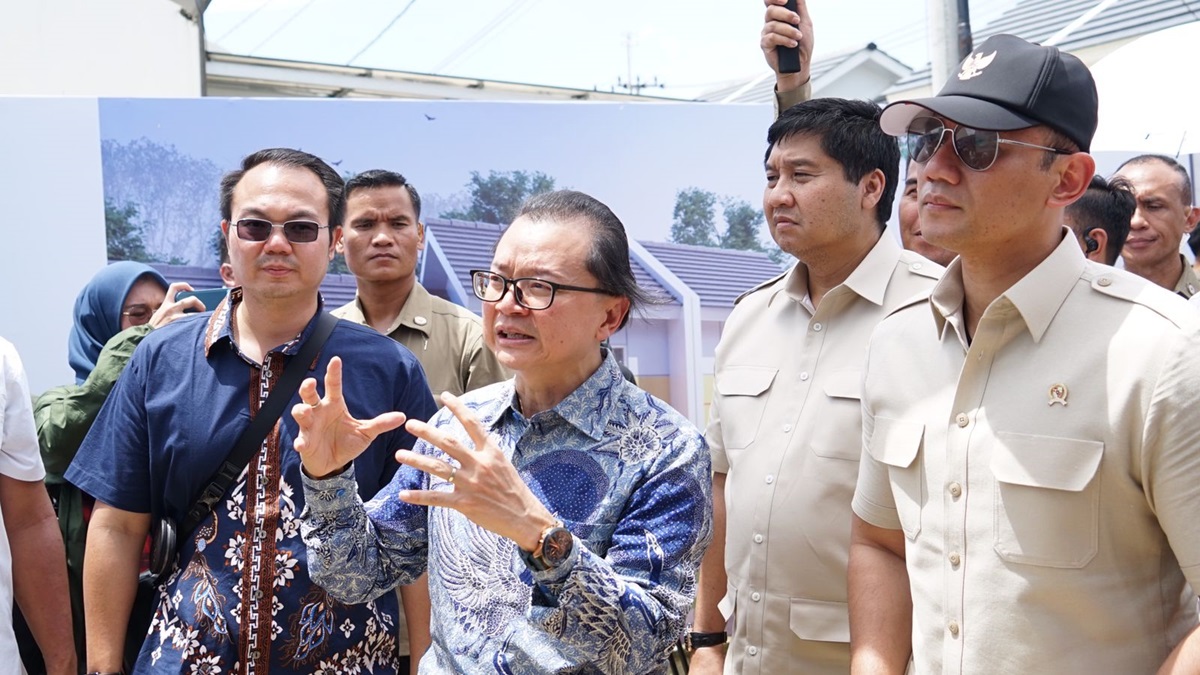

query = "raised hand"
[762,0,814,88]
[398,392,557,552]
[149,281,202,328]
[292,356,408,479]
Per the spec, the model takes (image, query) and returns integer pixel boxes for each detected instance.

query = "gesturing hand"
[398,392,557,552]
[292,356,408,479]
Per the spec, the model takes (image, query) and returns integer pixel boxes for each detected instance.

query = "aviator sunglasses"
[905,116,1073,172]
[234,218,329,243]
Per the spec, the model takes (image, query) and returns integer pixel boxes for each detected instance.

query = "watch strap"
[685,630,727,651]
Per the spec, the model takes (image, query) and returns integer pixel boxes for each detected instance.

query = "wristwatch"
[685,630,728,651]
[521,520,574,571]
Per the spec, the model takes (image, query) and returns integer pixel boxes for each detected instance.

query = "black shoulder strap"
[179,311,339,536]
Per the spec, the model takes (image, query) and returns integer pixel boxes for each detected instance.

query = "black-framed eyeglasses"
[234,218,329,243]
[121,303,160,326]
[905,116,1073,172]
[470,270,614,311]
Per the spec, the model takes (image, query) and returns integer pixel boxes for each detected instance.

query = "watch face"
[541,527,574,567]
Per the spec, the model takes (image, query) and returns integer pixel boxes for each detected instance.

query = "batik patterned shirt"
[300,353,712,674]
[66,290,436,674]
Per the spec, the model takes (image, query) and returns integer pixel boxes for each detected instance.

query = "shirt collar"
[204,287,327,358]
[1174,255,1199,298]
[348,283,434,337]
[930,229,1085,344]
[775,232,900,308]
[490,350,624,442]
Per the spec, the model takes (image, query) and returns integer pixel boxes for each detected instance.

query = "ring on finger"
[447,463,457,484]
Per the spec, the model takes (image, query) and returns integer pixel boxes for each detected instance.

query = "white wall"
[0,0,202,97]
[0,99,109,393]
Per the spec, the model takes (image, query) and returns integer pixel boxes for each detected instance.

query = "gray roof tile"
[637,240,785,308]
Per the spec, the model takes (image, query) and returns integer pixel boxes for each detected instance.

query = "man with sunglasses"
[849,34,1200,674]
[691,98,941,675]
[66,148,436,674]
[293,190,712,673]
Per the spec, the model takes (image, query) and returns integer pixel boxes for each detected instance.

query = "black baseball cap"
[880,34,1098,152]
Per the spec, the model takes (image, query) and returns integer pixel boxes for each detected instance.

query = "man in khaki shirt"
[850,34,1200,674]
[1113,154,1200,298]
[333,170,507,398]
[691,98,940,675]
[332,169,507,673]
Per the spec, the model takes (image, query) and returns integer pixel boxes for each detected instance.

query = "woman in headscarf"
[26,262,201,672]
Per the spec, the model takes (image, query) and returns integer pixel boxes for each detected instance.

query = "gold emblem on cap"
[1048,383,1068,407]
[958,51,997,81]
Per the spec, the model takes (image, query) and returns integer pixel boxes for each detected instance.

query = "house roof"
[424,217,680,306]
[886,0,1199,94]
[698,43,912,104]
[636,240,784,308]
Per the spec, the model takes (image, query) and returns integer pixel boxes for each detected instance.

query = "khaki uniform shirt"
[333,283,507,399]
[854,233,1200,674]
[708,234,940,674]
[1174,254,1199,298]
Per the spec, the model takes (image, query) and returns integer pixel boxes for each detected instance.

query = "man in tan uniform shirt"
[332,169,507,673]
[850,35,1200,674]
[690,98,940,675]
[1112,154,1200,298]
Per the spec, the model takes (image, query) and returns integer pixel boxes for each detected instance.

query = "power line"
[432,0,540,73]
[211,0,276,45]
[346,0,421,65]
[248,0,321,55]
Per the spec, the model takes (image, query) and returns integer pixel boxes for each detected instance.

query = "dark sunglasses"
[234,218,328,243]
[905,117,1073,172]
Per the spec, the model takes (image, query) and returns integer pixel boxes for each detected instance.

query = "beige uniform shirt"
[1174,254,1199,298]
[333,282,507,398]
[854,233,1200,674]
[708,234,940,674]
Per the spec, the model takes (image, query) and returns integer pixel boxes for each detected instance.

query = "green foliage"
[719,198,766,251]
[669,188,719,247]
[105,200,153,262]
[441,170,556,225]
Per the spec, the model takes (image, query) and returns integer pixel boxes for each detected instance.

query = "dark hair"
[1039,128,1081,170]
[509,190,653,330]
[344,169,423,220]
[1066,175,1135,265]
[766,98,900,228]
[219,148,346,235]
[1116,154,1194,205]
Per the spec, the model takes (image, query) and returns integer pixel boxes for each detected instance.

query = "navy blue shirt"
[66,290,436,674]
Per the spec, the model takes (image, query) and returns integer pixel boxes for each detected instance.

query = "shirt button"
[799,372,810,381]
[748,646,759,656]
[949,552,961,566]
[1097,277,1112,287]
[250,650,261,660]
[948,482,962,498]
[751,592,761,602]
[911,262,924,270]
[955,413,969,428]
[782,424,792,433]
[753,533,764,544]
[765,475,775,485]
[253,589,264,600]
[948,621,960,636]
[812,322,823,332]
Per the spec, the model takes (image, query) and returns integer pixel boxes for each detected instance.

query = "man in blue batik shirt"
[296,190,713,674]
[67,148,436,674]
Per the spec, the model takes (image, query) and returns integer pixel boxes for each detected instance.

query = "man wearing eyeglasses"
[849,35,1200,674]
[293,190,713,673]
[66,148,436,674]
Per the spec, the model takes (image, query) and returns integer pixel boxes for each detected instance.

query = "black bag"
[123,312,337,669]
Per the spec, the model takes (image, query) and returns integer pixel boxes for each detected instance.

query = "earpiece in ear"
[1085,236,1098,253]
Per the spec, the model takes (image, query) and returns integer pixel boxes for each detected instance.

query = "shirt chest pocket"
[714,366,777,450]
[810,370,863,461]
[867,417,925,541]
[990,432,1104,568]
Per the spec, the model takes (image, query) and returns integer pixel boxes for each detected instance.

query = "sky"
[202,0,1021,100]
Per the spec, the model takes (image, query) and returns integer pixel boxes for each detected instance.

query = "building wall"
[0,0,202,96]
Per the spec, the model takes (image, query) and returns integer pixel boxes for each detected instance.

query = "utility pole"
[613,32,665,95]
[928,0,974,91]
